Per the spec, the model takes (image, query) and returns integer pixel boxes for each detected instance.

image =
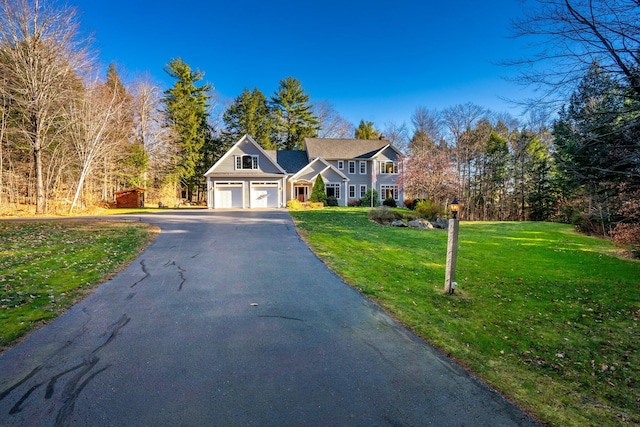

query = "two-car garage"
[209,180,282,209]
[204,135,289,209]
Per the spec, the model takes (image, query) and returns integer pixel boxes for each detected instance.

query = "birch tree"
[67,80,125,213]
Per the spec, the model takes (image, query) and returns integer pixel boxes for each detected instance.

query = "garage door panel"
[251,184,278,208]
[214,184,243,208]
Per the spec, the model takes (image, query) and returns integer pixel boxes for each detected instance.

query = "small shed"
[115,188,145,208]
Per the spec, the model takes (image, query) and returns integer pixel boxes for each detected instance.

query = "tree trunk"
[34,144,45,214]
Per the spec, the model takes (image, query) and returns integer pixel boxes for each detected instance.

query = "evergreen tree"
[483,130,510,219]
[361,189,380,207]
[526,137,555,221]
[355,120,380,140]
[309,175,327,204]
[223,87,275,149]
[271,77,319,150]
[163,58,212,198]
[552,62,639,234]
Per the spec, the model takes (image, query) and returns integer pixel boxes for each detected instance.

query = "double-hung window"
[348,185,356,198]
[359,161,366,174]
[348,161,356,174]
[338,160,344,170]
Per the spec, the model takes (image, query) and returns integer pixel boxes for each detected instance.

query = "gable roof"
[304,138,400,160]
[204,134,286,177]
[365,144,404,160]
[290,157,349,182]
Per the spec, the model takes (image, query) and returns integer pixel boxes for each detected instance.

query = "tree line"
[0,0,638,252]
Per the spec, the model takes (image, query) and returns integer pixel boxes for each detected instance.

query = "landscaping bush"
[326,195,339,206]
[287,199,304,210]
[405,198,426,210]
[309,176,327,204]
[383,197,397,208]
[360,189,380,207]
[347,198,362,207]
[414,199,445,220]
[368,206,395,224]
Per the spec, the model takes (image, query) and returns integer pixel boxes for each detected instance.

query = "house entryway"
[295,186,309,202]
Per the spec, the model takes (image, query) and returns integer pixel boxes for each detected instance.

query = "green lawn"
[290,208,639,427]
[0,221,158,350]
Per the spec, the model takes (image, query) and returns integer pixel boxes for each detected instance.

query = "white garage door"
[214,183,243,208]
[250,182,279,208]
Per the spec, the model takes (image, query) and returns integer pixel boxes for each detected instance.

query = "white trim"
[348,160,356,175]
[380,184,399,200]
[290,157,349,182]
[379,160,399,174]
[337,160,344,170]
[205,134,286,176]
[359,160,366,175]
[250,181,280,208]
[326,182,341,200]
[213,181,244,208]
[359,184,367,198]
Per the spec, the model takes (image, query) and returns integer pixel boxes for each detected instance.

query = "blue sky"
[76,0,535,128]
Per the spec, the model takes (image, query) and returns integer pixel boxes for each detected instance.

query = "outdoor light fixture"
[450,197,460,219]
[445,197,460,294]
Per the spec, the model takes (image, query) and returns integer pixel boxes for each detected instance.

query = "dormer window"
[235,155,259,170]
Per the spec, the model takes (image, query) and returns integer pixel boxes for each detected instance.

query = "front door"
[295,186,307,202]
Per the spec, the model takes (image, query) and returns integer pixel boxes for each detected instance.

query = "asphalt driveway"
[0,210,540,426]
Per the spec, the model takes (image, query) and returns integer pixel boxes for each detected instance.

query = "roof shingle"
[304,138,391,160]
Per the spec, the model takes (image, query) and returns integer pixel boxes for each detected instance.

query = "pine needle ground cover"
[0,221,158,350]
[290,208,639,426]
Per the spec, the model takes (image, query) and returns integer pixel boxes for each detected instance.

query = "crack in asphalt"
[1,314,130,424]
[163,260,187,291]
[177,265,186,291]
[130,260,149,288]
[257,315,304,322]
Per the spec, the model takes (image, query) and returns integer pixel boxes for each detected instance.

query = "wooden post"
[444,218,459,294]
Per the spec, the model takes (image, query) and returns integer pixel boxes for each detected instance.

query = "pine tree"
[163,58,212,198]
[552,62,636,234]
[271,77,319,150]
[355,120,380,139]
[223,87,275,149]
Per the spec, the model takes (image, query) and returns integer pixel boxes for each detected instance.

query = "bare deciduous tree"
[67,80,126,213]
[314,100,354,139]
[0,0,89,213]
[381,121,410,153]
[510,0,640,102]
[131,76,177,187]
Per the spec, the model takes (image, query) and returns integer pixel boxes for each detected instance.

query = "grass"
[0,220,158,350]
[289,207,640,427]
